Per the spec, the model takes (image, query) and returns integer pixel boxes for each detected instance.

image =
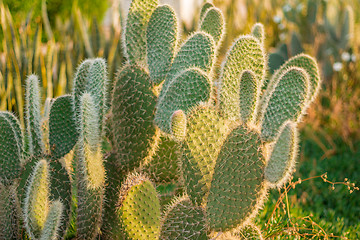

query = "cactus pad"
[268,54,320,102]
[251,23,265,45]
[199,7,225,45]
[39,200,63,240]
[111,65,158,171]
[260,67,309,141]
[49,95,78,160]
[155,68,211,133]
[117,173,161,240]
[125,0,158,64]
[181,105,229,205]
[206,125,266,231]
[161,32,215,93]
[146,5,178,84]
[25,74,44,155]
[0,112,22,185]
[160,195,207,240]
[199,2,215,21]
[170,110,187,141]
[24,159,50,239]
[219,35,265,120]
[265,121,298,187]
[239,70,258,123]
[77,93,105,239]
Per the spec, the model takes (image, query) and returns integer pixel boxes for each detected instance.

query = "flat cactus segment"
[251,23,265,45]
[73,59,92,116]
[72,58,108,136]
[160,195,207,240]
[1,112,23,155]
[219,35,265,120]
[77,93,105,239]
[267,54,320,103]
[260,67,310,142]
[25,74,44,155]
[161,32,215,93]
[143,134,180,184]
[102,154,127,240]
[199,2,215,21]
[155,68,211,133]
[117,173,161,240]
[125,0,159,64]
[265,121,298,187]
[111,65,158,171]
[78,93,105,188]
[199,7,225,45]
[48,157,72,238]
[146,5,178,84]
[239,70,258,123]
[0,184,20,239]
[171,110,187,141]
[206,125,266,231]
[181,106,229,206]
[49,95,79,160]
[24,159,50,239]
[86,58,109,134]
[39,200,63,240]
[0,112,22,185]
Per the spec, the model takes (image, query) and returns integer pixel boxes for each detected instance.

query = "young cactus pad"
[117,173,161,240]
[39,200,63,240]
[0,112,23,185]
[146,4,178,84]
[260,67,309,141]
[24,159,50,239]
[25,74,44,155]
[160,195,207,240]
[125,0,159,64]
[155,68,211,133]
[77,93,105,239]
[264,121,298,187]
[49,95,78,160]
[199,6,225,46]
[219,35,265,120]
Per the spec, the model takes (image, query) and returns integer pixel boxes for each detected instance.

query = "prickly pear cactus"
[117,173,161,240]
[150,1,320,236]
[0,1,322,239]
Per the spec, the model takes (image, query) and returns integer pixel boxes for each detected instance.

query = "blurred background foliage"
[0,0,359,238]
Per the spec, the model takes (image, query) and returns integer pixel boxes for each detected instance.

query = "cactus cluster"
[0,0,321,239]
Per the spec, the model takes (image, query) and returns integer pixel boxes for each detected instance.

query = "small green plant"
[0,0,322,239]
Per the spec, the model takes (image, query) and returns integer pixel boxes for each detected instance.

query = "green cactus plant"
[0,0,323,239]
